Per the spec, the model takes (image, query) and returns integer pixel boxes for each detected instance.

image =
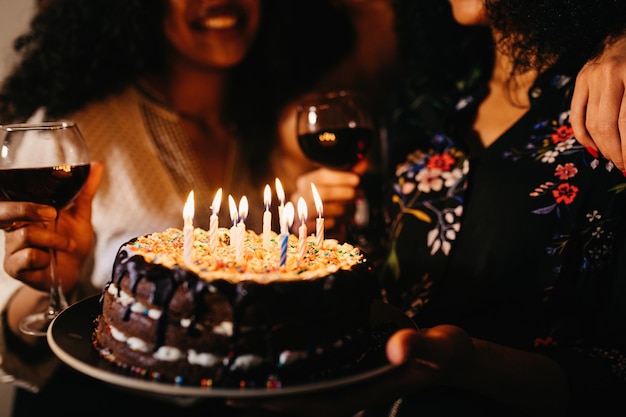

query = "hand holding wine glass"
[0,121,90,336]
[295,90,380,249]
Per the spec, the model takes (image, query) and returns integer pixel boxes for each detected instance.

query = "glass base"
[18,311,58,337]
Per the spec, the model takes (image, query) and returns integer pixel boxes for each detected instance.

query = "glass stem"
[47,218,68,318]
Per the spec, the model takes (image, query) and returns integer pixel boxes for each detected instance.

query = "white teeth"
[202,15,237,30]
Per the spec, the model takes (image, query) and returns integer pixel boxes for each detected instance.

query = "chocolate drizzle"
[95,237,381,386]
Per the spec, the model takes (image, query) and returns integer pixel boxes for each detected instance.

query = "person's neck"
[471,47,539,148]
[144,61,230,128]
[491,48,537,108]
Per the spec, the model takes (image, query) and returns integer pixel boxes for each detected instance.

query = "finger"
[617,93,626,171]
[570,69,592,148]
[352,159,370,176]
[386,328,423,365]
[587,85,624,165]
[322,200,351,218]
[82,160,105,201]
[66,160,104,215]
[4,223,74,254]
[318,185,359,203]
[0,203,57,230]
[4,245,51,289]
[387,325,474,371]
[298,168,361,188]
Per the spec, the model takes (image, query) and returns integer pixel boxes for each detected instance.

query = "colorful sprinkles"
[125,227,365,282]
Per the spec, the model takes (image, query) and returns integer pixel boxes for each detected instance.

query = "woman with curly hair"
[232,1,626,416]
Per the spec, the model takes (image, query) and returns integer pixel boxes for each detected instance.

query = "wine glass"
[296,90,378,249]
[296,89,375,170]
[0,121,90,336]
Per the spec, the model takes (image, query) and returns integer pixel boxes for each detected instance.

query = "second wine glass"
[0,121,90,336]
[296,90,375,170]
[296,91,379,250]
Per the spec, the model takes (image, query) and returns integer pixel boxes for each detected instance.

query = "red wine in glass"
[297,126,374,170]
[0,121,90,336]
[0,165,90,208]
[296,90,374,170]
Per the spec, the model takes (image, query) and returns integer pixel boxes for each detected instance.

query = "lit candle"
[280,202,294,268]
[311,183,324,248]
[297,197,308,260]
[209,188,222,253]
[228,195,239,249]
[237,196,248,262]
[263,184,272,249]
[183,190,195,265]
[275,177,285,230]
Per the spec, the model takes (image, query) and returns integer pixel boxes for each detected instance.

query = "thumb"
[386,328,423,365]
[352,159,369,176]
[72,160,104,212]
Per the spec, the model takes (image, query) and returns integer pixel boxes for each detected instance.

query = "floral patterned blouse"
[380,62,626,405]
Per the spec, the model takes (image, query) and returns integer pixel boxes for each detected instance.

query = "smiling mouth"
[191,5,244,31]
[198,15,237,30]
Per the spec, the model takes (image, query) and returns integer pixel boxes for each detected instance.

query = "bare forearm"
[453,338,569,417]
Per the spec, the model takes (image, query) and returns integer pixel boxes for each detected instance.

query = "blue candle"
[280,202,294,268]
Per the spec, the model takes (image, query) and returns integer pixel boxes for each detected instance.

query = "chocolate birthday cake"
[92,226,380,388]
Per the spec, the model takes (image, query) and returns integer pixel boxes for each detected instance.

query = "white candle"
[280,202,294,268]
[275,177,285,230]
[236,196,248,262]
[209,188,222,253]
[297,197,308,260]
[263,184,272,250]
[183,190,195,265]
[228,195,239,249]
[311,183,324,248]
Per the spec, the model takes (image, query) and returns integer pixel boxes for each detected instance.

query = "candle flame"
[311,183,323,218]
[239,196,249,222]
[297,197,308,223]
[275,178,285,205]
[183,190,195,221]
[283,201,295,228]
[211,188,222,216]
[228,195,238,225]
[263,184,271,209]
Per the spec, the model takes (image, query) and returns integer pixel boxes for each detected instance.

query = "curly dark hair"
[0,0,355,175]
[395,0,626,88]
[486,0,626,74]
[387,0,626,167]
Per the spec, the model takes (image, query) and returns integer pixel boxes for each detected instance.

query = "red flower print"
[551,125,574,143]
[426,153,455,171]
[554,163,578,180]
[533,336,557,348]
[552,182,579,205]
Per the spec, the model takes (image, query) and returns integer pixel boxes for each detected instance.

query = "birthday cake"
[92,226,380,388]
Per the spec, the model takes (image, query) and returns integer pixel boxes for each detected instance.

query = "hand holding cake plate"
[47,295,416,401]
